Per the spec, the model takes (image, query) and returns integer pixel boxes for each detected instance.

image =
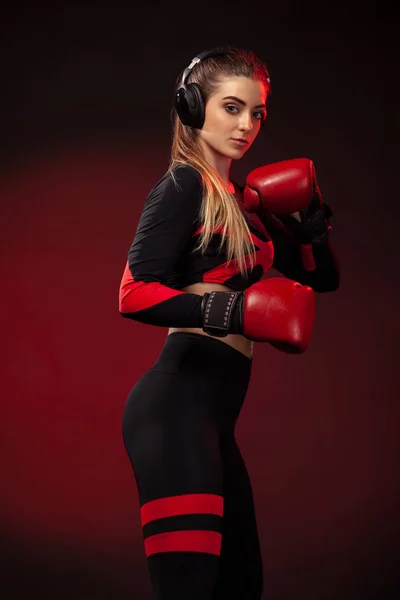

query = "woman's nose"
[239,112,253,131]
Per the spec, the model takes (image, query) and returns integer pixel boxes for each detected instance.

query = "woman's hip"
[122,331,253,433]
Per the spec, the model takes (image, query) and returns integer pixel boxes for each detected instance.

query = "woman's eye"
[225,105,265,120]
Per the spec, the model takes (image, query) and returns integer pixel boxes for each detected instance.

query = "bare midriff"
[168,282,253,360]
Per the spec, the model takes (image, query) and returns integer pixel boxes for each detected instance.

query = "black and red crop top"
[119,164,340,328]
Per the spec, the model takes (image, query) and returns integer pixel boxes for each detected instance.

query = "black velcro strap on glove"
[201,291,242,337]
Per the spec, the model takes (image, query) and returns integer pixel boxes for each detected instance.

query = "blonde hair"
[168,46,271,278]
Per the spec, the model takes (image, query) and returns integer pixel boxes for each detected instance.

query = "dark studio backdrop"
[1,2,398,599]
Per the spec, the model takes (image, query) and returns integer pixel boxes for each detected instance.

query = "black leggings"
[122,332,263,599]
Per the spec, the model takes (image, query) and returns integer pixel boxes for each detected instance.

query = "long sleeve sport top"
[119,164,340,328]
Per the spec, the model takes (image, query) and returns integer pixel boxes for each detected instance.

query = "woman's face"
[197,76,267,160]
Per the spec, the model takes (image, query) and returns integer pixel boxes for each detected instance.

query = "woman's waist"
[171,281,253,359]
[167,328,253,359]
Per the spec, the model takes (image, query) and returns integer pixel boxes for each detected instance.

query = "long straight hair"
[168,47,271,278]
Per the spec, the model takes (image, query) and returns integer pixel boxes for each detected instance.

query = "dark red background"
[1,3,398,599]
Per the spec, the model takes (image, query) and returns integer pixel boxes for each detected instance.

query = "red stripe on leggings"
[144,530,222,557]
[141,493,224,526]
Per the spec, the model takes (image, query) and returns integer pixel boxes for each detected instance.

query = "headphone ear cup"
[175,87,191,126]
[187,83,205,129]
[175,83,205,129]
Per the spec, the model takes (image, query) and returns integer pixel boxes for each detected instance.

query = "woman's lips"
[231,138,249,147]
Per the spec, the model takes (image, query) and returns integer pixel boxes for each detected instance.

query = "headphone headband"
[179,47,231,89]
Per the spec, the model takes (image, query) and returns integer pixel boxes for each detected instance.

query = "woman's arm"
[119,165,205,327]
[262,211,340,293]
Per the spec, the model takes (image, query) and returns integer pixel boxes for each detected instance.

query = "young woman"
[119,47,340,600]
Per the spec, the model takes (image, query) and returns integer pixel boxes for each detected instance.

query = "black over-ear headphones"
[175,47,270,130]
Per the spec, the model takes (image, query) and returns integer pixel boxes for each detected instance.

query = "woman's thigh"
[122,369,225,599]
[122,369,223,503]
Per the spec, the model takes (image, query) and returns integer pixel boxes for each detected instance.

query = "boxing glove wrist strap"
[201,291,243,337]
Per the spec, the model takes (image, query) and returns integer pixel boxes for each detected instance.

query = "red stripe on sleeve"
[119,261,184,313]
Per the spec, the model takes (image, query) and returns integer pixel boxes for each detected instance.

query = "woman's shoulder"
[155,163,203,201]
[142,164,203,216]
[147,163,201,196]
[170,162,202,184]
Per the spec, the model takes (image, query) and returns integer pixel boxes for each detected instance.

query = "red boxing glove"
[242,277,315,353]
[243,158,333,245]
[201,277,315,353]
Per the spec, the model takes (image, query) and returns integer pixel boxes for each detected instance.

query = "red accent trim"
[140,493,224,525]
[300,244,316,271]
[144,530,222,557]
[203,230,274,284]
[119,261,183,313]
